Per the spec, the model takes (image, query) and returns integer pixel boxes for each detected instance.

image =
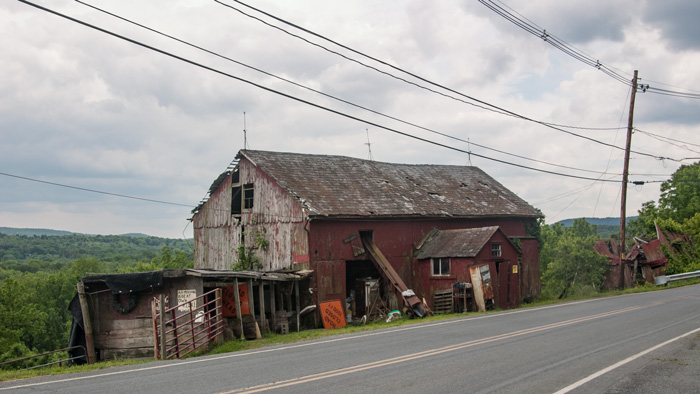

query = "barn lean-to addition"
[192,149,542,320]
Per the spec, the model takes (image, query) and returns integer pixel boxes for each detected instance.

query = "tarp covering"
[83,271,164,294]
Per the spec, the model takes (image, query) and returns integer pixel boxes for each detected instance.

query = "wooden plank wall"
[193,159,309,271]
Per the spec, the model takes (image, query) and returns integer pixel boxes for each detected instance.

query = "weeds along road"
[2,285,699,394]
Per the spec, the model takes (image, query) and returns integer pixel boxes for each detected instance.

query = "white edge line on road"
[552,326,700,394]
[0,292,682,391]
[0,298,598,391]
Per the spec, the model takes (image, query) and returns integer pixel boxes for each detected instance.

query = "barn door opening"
[346,260,381,318]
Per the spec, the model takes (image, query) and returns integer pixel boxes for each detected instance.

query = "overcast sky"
[2,0,699,238]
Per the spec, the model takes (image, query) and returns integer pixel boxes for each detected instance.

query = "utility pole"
[619,70,638,288]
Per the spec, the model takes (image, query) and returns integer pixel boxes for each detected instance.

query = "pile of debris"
[595,223,695,290]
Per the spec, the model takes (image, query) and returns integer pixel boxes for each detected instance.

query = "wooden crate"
[433,289,453,314]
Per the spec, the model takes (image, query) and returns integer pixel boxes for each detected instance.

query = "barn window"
[232,182,254,215]
[232,186,242,215]
[431,258,450,276]
[491,243,502,257]
[243,183,254,210]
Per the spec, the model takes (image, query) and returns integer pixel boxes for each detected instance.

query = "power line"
[479,0,633,86]
[480,0,700,100]
[635,128,700,149]
[0,171,193,208]
[74,0,619,177]
[215,0,679,162]
[0,169,306,220]
[634,128,700,155]
[20,0,634,184]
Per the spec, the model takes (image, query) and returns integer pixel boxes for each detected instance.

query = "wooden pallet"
[433,288,453,314]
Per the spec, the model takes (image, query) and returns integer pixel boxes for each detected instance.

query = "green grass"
[2,279,698,383]
[0,359,149,382]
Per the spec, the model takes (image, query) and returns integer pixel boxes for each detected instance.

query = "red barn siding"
[306,218,536,309]
[414,229,521,311]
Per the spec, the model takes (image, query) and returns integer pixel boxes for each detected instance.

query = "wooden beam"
[270,282,276,331]
[158,294,166,359]
[151,298,159,360]
[295,280,300,333]
[214,288,224,344]
[233,277,243,338]
[258,280,266,333]
[247,279,255,318]
[76,281,96,364]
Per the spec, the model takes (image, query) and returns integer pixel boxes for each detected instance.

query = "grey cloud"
[643,1,700,51]
[467,0,635,44]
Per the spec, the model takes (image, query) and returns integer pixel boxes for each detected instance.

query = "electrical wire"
[0,171,193,208]
[480,0,632,86]
[481,0,700,100]
[635,128,700,149]
[19,0,631,184]
[215,0,678,162]
[634,129,700,156]
[74,0,619,177]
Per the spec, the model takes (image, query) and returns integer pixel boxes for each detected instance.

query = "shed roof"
[238,150,540,219]
[416,226,502,259]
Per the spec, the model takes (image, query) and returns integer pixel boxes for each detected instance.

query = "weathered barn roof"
[238,150,540,219]
[416,226,501,259]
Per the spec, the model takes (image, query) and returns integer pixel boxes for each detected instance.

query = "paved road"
[2,285,699,394]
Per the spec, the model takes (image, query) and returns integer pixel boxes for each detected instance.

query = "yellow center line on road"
[218,302,659,394]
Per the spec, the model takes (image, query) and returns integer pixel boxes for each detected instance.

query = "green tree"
[541,219,608,299]
[658,162,700,222]
[628,162,700,273]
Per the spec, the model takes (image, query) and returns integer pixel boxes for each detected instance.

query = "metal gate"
[152,288,224,360]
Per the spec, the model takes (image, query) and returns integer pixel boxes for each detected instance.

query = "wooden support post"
[151,298,159,360]
[159,294,166,359]
[285,286,292,318]
[247,279,255,318]
[270,282,276,331]
[215,288,224,344]
[76,281,96,364]
[233,278,243,339]
[295,280,300,333]
[258,280,266,333]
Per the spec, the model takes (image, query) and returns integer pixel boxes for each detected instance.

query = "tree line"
[0,233,194,369]
[540,162,700,299]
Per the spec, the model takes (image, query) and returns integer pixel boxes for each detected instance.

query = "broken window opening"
[491,243,502,257]
[232,186,242,215]
[232,178,254,215]
[431,258,450,276]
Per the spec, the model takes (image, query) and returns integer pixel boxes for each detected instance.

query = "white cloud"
[1,0,697,237]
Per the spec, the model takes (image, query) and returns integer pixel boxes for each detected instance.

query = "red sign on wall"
[222,283,250,317]
[319,300,346,329]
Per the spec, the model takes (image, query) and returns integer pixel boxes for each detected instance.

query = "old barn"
[192,150,542,320]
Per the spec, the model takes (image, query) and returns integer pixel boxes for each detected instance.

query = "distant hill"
[0,227,193,263]
[0,227,78,236]
[556,217,637,227]
[556,217,638,239]
[0,227,152,238]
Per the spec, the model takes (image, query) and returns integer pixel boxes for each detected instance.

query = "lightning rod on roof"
[467,138,472,166]
[243,112,248,150]
[365,128,374,161]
